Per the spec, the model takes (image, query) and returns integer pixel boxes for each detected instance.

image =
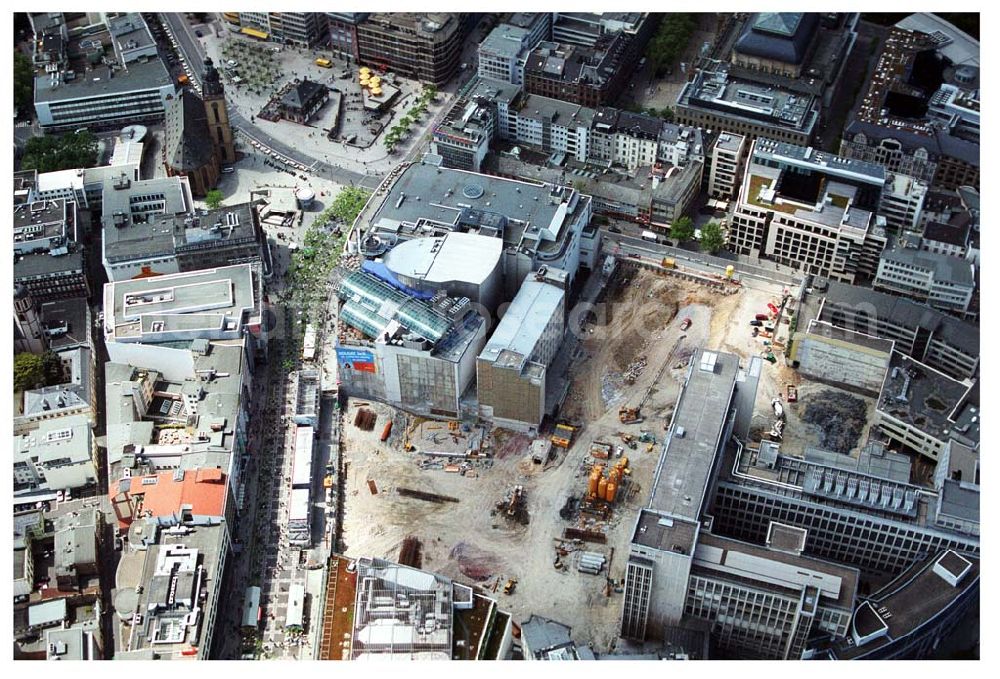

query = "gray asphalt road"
[160,13,381,190]
[607,232,801,287]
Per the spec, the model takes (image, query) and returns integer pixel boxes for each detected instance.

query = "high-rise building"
[32,13,176,130]
[238,12,328,47]
[476,273,566,431]
[355,13,471,86]
[710,438,979,578]
[729,138,888,282]
[840,17,979,191]
[813,550,979,659]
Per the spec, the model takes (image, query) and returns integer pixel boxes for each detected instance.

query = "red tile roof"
[110,469,227,528]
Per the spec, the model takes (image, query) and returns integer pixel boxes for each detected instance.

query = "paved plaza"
[198,32,451,177]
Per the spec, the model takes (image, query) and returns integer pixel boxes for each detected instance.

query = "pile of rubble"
[800,390,868,454]
[622,355,648,385]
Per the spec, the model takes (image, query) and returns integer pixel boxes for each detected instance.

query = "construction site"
[335,263,884,647]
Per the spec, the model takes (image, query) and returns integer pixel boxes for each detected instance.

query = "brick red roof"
[110,469,227,528]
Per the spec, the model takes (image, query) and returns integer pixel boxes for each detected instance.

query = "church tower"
[14,284,46,355]
[201,57,236,164]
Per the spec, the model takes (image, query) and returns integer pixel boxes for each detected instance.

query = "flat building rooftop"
[648,350,739,521]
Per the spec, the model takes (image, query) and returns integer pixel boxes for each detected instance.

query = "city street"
[606,232,801,287]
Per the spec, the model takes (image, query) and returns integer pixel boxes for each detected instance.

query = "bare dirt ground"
[339,269,805,649]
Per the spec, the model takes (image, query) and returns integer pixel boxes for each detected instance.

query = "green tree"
[572,179,588,192]
[660,106,675,122]
[330,186,372,224]
[14,352,45,392]
[669,215,695,243]
[700,221,726,254]
[645,14,697,77]
[20,130,99,173]
[14,50,34,116]
[41,351,66,385]
[205,189,224,209]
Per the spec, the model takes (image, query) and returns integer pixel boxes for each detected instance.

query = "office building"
[682,530,857,659]
[354,161,598,298]
[270,13,328,48]
[101,175,268,281]
[33,13,176,130]
[676,65,819,146]
[874,352,978,462]
[710,439,979,578]
[708,132,747,200]
[814,550,979,659]
[29,133,146,211]
[100,175,192,279]
[879,172,928,233]
[112,518,228,659]
[789,320,894,395]
[335,270,488,420]
[620,350,739,641]
[14,414,98,498]
[618,349,859,660]
[102,263,266,362]
[722,13,859,110]
[802,278,979,380]
[347,557,513,660]
[873,244,976,316]
[507,12,552,49]
[236,12,328,47]
[523,21,653,108]
[840,18,979,190]
[103,336,255,501]
[355,13,472,86]
[12,193,90,302]
[520,615,595,660]
[729,139,888,282]
[431,79,519,172]
[476,273,566,431]
[478,24,538,85]
[13,196,76,256]
[326,13,368,60]
[921,216,973,260]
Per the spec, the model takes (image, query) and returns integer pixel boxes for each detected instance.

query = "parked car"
[749,320,763,327]
[680,317,692,331]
